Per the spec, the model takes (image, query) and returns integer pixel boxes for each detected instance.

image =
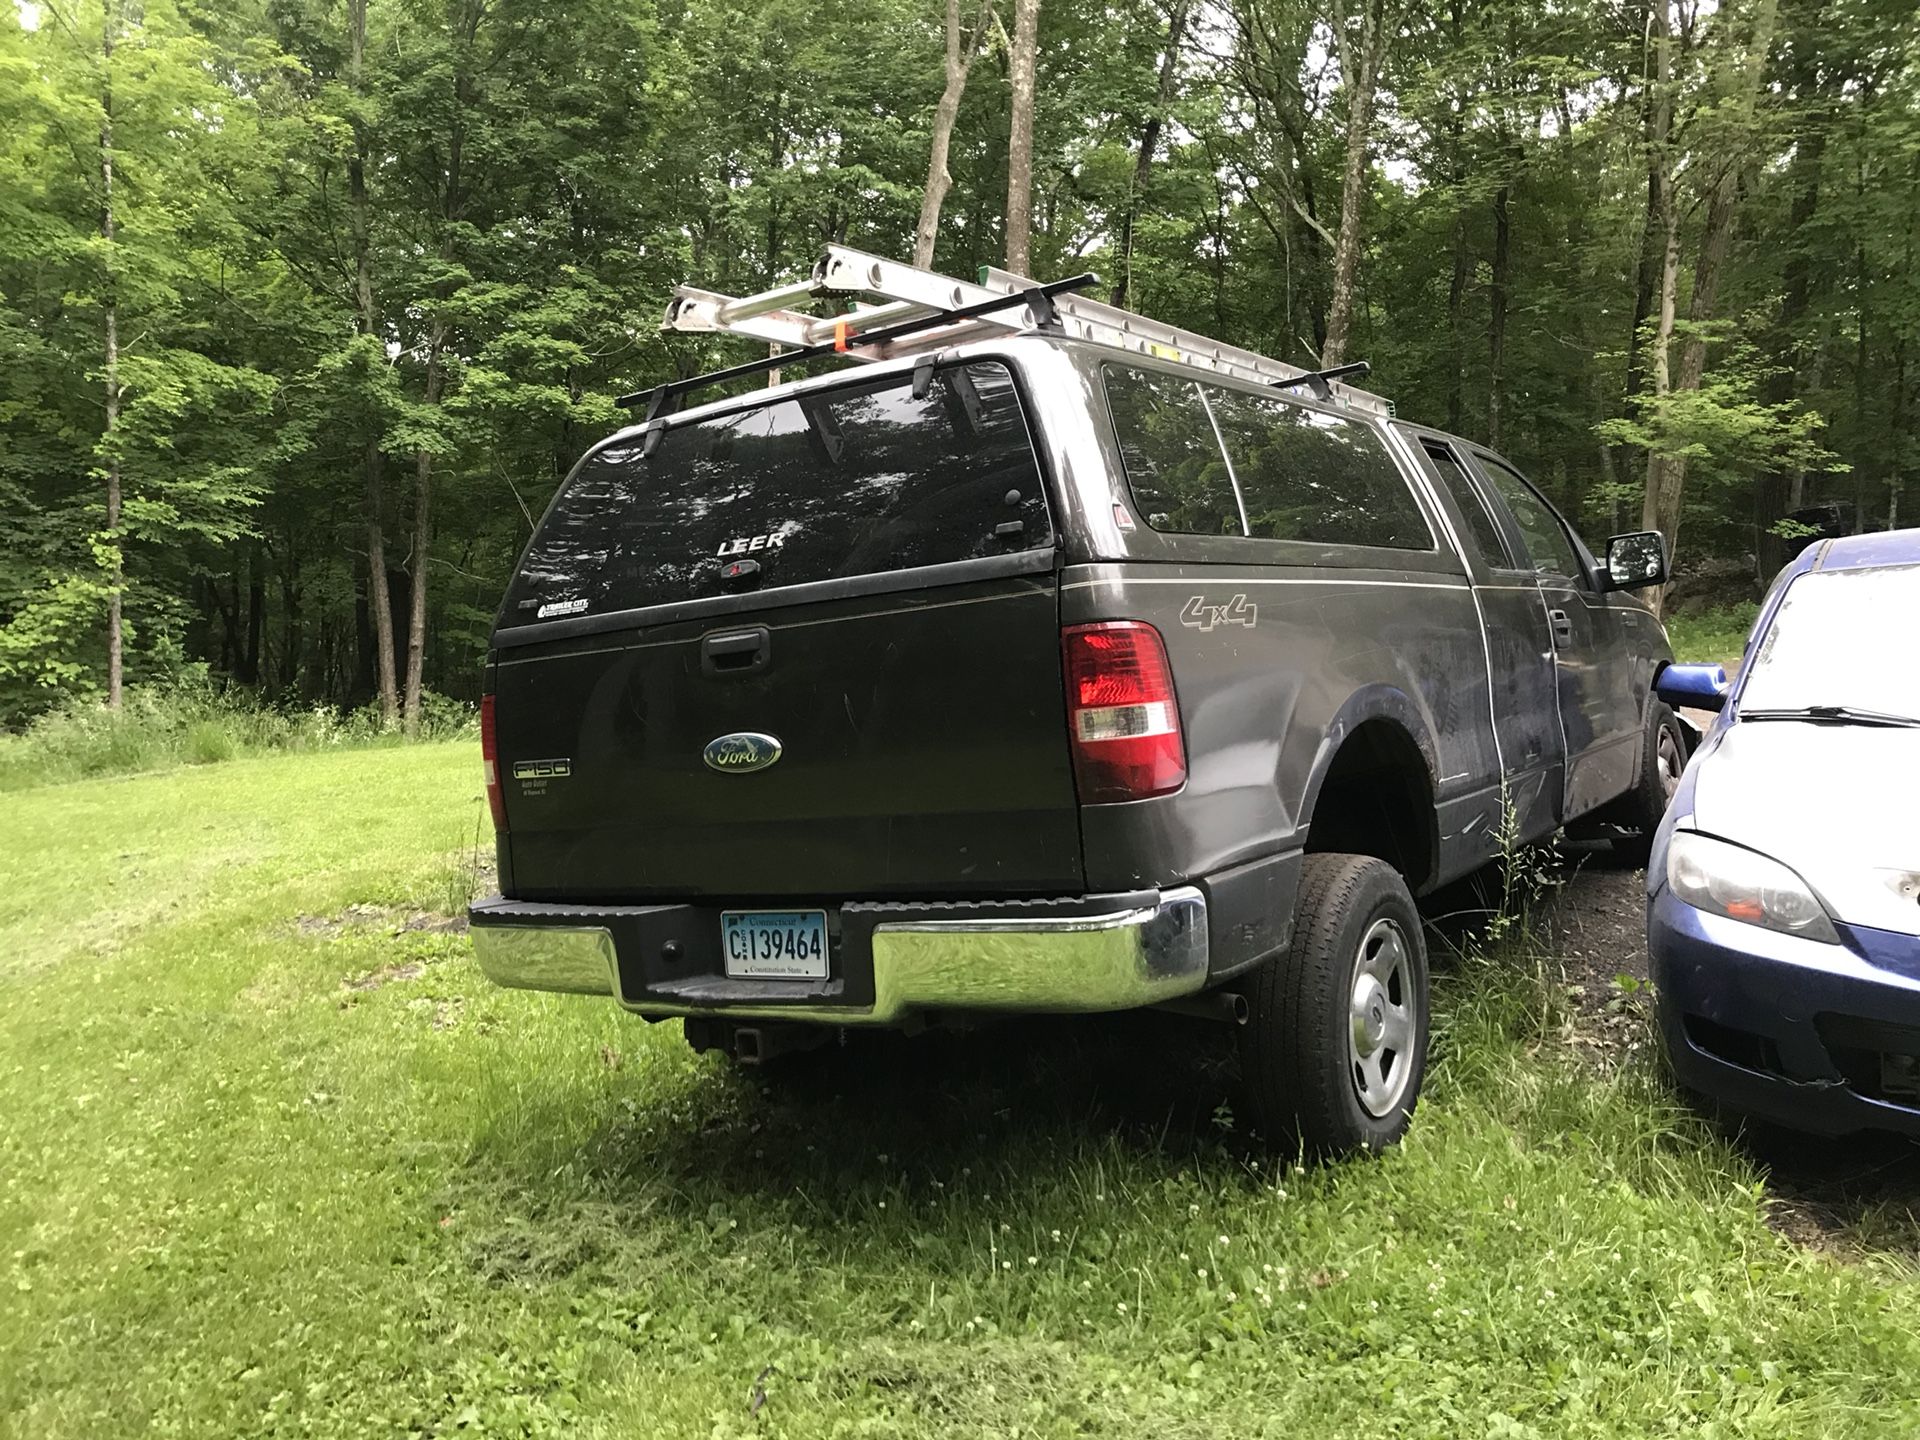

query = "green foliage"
[1665,600,1763,671]
[3,0,1919,720]
[0,679,475,790]
[1597,325,1841,550]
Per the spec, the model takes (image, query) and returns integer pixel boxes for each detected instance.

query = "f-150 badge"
[1180,594,1258,632]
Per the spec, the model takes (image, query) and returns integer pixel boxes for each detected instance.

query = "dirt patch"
[1539,843,1654,1072]
[342,959,427,993]
[1737,1125,1920,1260]
[407,995,466,1029]
[296,903,467,940]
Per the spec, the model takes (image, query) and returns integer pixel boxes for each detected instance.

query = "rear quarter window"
[1101,365,1243,536]
[502,361,1049,625]
[1102,363,1432,550]
[1204,387,1431,550]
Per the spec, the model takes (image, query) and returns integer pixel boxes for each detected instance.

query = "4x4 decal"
[1180,594,1258,632]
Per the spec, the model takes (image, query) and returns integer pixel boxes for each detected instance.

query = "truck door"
[1402,433,1564,844]
[1467,450,1641,821]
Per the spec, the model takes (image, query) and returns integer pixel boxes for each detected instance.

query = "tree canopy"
[3,0,1916,725]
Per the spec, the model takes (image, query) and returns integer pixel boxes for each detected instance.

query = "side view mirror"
[1657,663,1729,713]
[1604,530,1669,591]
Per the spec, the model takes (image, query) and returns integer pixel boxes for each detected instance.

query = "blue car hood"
[1690,721,1920,937]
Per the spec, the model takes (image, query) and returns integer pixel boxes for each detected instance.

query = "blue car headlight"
[1667,831,1840,944]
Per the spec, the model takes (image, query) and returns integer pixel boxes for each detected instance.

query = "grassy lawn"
[1665,601,1762,674]
[4,744,1918,1437]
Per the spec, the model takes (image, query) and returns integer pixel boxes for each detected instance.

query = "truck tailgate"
[494,572,1081,899]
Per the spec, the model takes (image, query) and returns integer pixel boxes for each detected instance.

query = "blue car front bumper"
[1650,888,1920,1135]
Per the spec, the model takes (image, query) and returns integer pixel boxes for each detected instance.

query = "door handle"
[701,626,770,677]
[1548,609,1574,646]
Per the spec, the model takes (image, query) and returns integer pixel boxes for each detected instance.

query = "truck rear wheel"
[1236,854,1429,1156]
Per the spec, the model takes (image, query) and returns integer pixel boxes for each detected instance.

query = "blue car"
[1649,529,1920,1136]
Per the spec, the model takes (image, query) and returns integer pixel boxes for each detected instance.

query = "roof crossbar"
[1272,360,1373,403]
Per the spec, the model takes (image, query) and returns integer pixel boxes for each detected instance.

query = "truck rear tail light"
[1062,621,1187,803]
[480,694,508,832]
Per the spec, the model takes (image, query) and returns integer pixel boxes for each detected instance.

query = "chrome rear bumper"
[468,888,1208,1025]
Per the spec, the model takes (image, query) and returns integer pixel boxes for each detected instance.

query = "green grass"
[1664,601,1762,674]
[5,746,1920,1437]
[0,683,476,793]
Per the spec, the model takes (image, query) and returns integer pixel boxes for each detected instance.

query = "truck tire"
[1610,699,1686,865]
[1236,853,1429,1156]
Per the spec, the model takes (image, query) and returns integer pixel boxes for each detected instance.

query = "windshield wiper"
[1742,704,1920,729]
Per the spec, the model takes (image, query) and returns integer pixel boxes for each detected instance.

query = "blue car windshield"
[1740,563,1920,721]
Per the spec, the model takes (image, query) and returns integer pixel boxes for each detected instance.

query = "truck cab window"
[1473,453,1581,580]
[1419,440,1514,567]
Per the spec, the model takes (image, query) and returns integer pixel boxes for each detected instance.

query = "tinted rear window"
[1103,364,1431,550]
[1102,366,1243,536]
[503,362,1048,625]
[1206,388,1431,550]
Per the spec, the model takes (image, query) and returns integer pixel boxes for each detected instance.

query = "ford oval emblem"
[702,731,783,774]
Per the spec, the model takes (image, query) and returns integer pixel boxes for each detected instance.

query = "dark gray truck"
[470,249,1679,1154]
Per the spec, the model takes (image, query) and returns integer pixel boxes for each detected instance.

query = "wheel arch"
[1298,689,1441,894]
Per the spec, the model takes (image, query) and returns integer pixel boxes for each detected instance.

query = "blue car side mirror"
[1657,663,1729,713]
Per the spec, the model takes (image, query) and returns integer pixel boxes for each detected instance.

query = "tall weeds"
[0,681,476,791]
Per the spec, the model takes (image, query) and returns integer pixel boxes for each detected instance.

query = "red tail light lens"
[1062,621,1187,803]
[480,694,508,832]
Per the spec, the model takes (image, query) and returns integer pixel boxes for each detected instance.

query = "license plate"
[721,910,829,980]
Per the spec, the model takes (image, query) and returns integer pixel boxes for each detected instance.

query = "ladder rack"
[634,245,1392,419]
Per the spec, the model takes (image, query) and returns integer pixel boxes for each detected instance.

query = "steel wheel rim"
[1656,725,1683,804]
[1348,917,1417,1119]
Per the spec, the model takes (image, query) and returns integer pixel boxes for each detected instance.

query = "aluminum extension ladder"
[652,245,1392,418]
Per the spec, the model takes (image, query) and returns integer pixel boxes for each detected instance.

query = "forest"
[1,0,1915,729]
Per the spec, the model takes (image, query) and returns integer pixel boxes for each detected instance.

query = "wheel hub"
[1351,973,1388,1054]
[1347,917,1416,1119]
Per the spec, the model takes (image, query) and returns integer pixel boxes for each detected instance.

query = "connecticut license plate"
[721,910,829,980]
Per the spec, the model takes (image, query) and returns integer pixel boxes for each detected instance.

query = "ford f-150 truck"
[468,248,1681,1155]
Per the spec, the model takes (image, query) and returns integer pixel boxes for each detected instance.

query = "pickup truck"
[469,250,1680,1156]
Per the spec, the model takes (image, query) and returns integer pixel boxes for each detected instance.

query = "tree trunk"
[348,0,398,727]
[1756,2,1830,576]
[1111,0,1191,308]
[1321,0,1386,367]
[402,316,448,733]
[1639,0,1778,608]
[1004,0,1040,276]
[1891,339,1907,530]
[240,551,265,687]
[405,20,476,736]
[1488,182,1511,449]
[1445,209,1468,432]
[913,0,991,269]
[1786,315,1833,511]
[100,5,123,709]
[1637,173,1684,561]
[278,551,303,694]
[1636,9,1683,577]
